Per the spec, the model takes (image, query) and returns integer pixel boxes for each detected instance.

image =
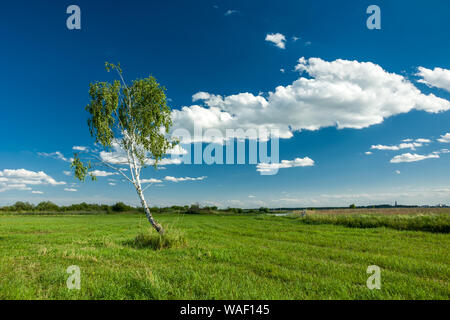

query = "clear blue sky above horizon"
[1,0,449,208]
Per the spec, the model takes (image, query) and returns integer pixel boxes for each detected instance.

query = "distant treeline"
[0,201,271,215]
[272,204,449,210]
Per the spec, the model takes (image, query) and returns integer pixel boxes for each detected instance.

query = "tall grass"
[297,214,450,233]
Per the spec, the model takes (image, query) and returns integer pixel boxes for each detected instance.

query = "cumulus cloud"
[99,141,182,166]
[166,145,188,155]
[256,157,314,173]
[0,169,66,192]
[370,138,432,153]
[265,33,286,49]
[171,57,450,144]
[415,138,431,143]
[141,178,163,184]
[438,133,450,143]
[64,188,77,192]
[89,170,118,177]
[371,142,423,151]
[390,153,439,163]
[417,67,450,92]
[32,190,44,194]
[164,176,207,182]
[72,146,87,151]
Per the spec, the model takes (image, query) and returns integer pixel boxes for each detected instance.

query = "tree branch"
[88,154,135,185]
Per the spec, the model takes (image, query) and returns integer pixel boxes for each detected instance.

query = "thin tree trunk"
[136,186,164,235]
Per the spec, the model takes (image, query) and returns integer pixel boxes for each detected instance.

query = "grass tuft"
[125,228,186,250]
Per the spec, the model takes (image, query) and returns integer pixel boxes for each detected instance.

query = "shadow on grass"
[123,229,187,250]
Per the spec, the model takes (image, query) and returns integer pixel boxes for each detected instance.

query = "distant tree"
[35,201,59,211]
[71,63,177,234]
[259,207,269,213]
[13,201,34,212]
[349,204,356,209]
[112,202,129,212]
[100,204,111,213]
[187,203,201,214]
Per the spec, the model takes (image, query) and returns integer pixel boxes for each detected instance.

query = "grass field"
[0,211,449,299]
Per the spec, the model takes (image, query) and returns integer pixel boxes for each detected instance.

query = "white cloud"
[371,142,423,151]
[371,138,432,152]
[438,133,450,143]
[171,57,450,144]
[365,151,373,155]
[151,158,182,165]
[64,188,77,192]
[0,169,66,192]
[280,68,285,73]
[141,178,163,184]
[415,138,431,143]
[72,146,87,151]
[164,176,207,182]
[417,66,450,92]
[99,141,182,166]
[63,171,71,176]
[265,33,286,49]
[256,157,314,173]
[292,36,300,42]
[89,170,118,177]
[166,145,188,155]
[390,153,439,163]
[224,9,238,16]
[108,183,116,186]
[395,170,401,174]
[38,151,72,163]
[31,190,44,194]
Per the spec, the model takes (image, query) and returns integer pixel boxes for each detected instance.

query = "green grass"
[0,213,448,299]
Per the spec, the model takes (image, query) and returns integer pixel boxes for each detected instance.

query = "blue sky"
[1,0,450,208]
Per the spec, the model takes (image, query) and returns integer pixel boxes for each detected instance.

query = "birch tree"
[71,62,176,234]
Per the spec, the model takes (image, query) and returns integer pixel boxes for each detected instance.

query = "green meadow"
[0,212,448,299]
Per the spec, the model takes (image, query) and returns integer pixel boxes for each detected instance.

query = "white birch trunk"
[136,183,164,234]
